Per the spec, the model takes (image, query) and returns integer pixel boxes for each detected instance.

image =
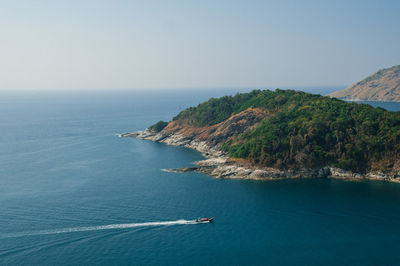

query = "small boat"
[195,217,214,223]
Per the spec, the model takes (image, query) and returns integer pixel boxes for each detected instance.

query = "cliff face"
[122,108,267,159]
[330,65,400,101]
[163,108,268,146]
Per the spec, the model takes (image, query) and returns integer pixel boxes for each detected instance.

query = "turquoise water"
[1,89,400,265]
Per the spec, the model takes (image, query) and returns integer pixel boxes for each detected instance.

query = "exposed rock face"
[330,65,400,101]
[122,108,267,156]
[162,108,268,146]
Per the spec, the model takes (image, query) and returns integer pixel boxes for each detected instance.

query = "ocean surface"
[1,88,400,265]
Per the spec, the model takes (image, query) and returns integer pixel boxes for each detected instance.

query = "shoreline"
[338,97,400,103]
[121,130,400,183]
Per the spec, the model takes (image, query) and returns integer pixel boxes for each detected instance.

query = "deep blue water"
[1,88,400,265]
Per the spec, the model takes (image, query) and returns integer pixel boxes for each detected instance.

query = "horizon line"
[0,85,347,93]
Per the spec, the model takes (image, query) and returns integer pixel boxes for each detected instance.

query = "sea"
[1,87,400,265]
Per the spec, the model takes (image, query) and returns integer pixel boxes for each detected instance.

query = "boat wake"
[2,219,197,239]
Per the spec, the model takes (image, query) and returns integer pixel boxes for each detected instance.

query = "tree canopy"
[173,89,400,173]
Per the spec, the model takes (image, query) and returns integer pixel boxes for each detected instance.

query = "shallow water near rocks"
[1,88,400,265]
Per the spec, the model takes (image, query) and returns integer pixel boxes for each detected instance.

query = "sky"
[0,0,399,91]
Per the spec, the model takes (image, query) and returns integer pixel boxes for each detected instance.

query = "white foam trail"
[2,219,197,239]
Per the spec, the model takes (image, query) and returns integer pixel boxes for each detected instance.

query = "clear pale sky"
[0,0,399,91]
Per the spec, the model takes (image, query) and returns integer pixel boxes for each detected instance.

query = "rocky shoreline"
[121,129,400,183]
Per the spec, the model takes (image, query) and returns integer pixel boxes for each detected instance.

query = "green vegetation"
[149,120,168,132]
[173,90,262,126]
[174,89,400,173]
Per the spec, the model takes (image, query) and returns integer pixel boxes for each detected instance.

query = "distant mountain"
[330,65,400,101]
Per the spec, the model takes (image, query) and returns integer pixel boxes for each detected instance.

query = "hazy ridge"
[330,65,400,101]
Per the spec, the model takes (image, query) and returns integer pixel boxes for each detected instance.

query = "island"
[122,89,400,182]
[330,65,400,101]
